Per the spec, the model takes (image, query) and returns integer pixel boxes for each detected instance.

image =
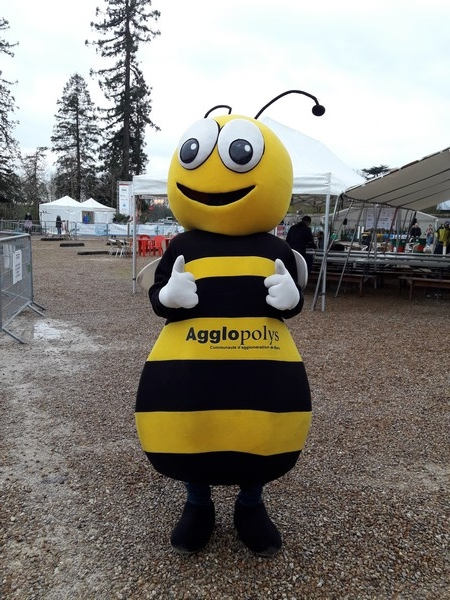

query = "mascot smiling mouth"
[177,183,255,206]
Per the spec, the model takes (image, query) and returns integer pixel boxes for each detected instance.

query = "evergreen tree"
[360,165,391,180]
[51,74,101,200]
[0,18,19,203]
[88,0,161,184]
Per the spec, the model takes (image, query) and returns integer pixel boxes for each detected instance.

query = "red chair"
[153,235,167,256]
[137,235,151,256]
[147,238,157,255]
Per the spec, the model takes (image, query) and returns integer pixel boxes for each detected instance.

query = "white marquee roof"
[344,147,450,212]
[133,117,365,198]
[80,198,115,212]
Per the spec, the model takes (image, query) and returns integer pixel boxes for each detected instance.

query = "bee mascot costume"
[136,90,325,556]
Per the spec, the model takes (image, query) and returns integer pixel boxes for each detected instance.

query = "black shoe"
[234,500,282,557]
[170,501,215,555]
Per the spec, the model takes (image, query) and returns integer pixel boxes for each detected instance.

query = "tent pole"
[334,200,364,298]
[321,175,334,311]
[321,193,329,311]
[132,194,137,294]
[312,173,332,312]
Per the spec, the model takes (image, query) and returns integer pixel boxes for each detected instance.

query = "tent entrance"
[82,211,95,224]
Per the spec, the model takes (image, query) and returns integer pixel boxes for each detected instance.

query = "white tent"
[437,199,450,211]
[39,196,82,225]
[133,169,168,196]
[132,117,365,198]
[260,117,365,197]
[258,118,365,312]
[131,117,365,295]
[79,198,116,224]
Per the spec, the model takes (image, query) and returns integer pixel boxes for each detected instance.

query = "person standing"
[286,215,317,274]
[445,221,450,255]
[56,215,62,236]
[425,224,434,246]
[316,230,324,250]
[434,222,450,255]
[408,220,422,241]
[24,212,33,234]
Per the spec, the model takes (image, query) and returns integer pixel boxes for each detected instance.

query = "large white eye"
[217,119,264,173]
[177,119,219,170]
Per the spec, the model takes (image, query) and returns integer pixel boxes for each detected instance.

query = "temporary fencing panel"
[0,233,44,343]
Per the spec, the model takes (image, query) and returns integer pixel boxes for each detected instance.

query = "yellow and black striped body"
[135,230,312,485]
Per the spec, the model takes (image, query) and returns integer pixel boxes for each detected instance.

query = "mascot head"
[167,90,325,237]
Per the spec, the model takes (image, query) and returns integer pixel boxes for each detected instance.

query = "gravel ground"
[1,236,449,600]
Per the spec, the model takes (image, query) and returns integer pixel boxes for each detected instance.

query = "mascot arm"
[156,255,199,310]
[264,251,304,318]
[265,258,300,311]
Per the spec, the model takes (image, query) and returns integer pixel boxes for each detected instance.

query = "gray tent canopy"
[344,147,450,212]
[308,146,450,311]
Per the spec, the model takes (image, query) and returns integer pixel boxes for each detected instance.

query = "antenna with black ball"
[204,105,232,118]
[254,90,326,119]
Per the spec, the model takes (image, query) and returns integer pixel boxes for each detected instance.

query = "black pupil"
[229,139,253,165]
[180,138,199,164]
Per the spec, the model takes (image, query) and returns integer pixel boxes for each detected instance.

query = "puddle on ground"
[33,320,64,340]
[2,314,102,351]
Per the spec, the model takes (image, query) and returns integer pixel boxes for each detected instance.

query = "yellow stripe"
[147,317,302,362]
[186,256,274,280]
[136,410,312,455]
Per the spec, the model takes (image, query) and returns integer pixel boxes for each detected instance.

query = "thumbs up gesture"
[159,255,199,309]
[264,259,300,310]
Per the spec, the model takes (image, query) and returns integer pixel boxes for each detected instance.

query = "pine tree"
[360,165,391,180]
[51,74,101,200]
[0,18,19,202]
[88,0,160,184]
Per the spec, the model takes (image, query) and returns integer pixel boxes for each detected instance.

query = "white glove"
[264,259,300,311]
[159,255,199,309]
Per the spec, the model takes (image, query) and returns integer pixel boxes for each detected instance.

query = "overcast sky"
[3,0,450,178]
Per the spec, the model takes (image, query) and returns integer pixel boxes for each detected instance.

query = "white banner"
[118,181,133,216]
[13,249,23,284]
[365,207,396,230]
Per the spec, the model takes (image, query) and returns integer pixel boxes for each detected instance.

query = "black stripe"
[136,360,311,413]
[150,229,302,321]
[168,230,293,262]
[145,450,301,485]
[196,276,280,318]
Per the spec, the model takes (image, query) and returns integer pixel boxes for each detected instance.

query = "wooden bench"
[374,268,433,288]
[398,276,450,301]
[309,271,376,296]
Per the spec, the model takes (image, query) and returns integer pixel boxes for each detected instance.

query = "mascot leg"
[234,485,282,557]
[171,482,282,556]
[170,483,215,555]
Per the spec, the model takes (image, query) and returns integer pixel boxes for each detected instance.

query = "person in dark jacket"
[56,215,62,236]
[24,212,33,234]
[408,220,422,241]
[285,215,317,274]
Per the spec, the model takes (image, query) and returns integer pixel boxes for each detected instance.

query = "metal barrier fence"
[0,233,44,343]
[0,219,43,235]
